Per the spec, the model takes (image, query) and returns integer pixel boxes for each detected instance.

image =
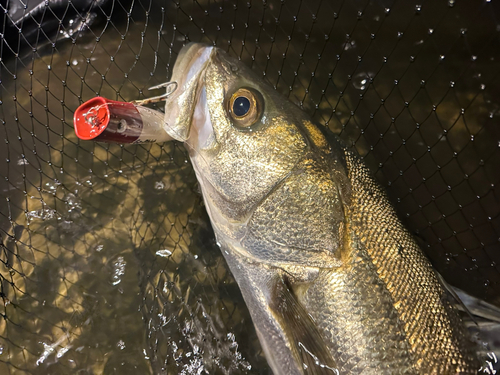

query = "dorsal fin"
[270,275,338,374]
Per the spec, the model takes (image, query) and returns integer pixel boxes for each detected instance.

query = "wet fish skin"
[163,43,480,374]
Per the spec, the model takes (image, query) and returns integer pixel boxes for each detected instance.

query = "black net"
[0,0,499,373]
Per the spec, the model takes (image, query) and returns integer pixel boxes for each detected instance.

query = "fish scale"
[302,207,415,373]
[344,147,479,373]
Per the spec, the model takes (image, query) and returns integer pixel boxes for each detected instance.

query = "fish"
[160,43,481,374]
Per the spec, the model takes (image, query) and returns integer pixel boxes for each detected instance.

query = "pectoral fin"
[220,244,338,374]
[270,275,338,375]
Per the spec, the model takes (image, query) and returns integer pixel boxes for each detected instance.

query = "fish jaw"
[162,43,214,142]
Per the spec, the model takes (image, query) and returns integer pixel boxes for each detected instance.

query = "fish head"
[164,43,319,232]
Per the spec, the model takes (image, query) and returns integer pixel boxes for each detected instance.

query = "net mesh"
[0,0,499,373]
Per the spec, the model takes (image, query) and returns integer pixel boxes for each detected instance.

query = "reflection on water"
[0,128,265,373]
[1,166,152,373]
[0,0,499,373]
[0,8,267,374]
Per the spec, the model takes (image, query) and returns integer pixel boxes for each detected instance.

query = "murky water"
[0,0,499,373]
[0,6,268,373]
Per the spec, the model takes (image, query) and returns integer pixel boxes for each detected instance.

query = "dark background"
[0,0,499,373]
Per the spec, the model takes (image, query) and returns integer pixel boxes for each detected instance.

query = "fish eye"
[233,96,250,117]
[228,88,262,128]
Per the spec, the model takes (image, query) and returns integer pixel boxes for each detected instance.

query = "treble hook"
[131,81,178,105]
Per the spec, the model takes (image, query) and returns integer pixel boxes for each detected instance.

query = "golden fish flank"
[161,43,480,374]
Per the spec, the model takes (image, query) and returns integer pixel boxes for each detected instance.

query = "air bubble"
[343,40,356,50]
[26,207,57,221]
[56,346,70,359]
[352,72,374,90]
[156,249,173,257]
[111,256,126,285]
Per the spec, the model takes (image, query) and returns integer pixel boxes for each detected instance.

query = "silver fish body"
[161,43,480,374]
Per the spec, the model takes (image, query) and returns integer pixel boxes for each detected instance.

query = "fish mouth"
[171,43,214,87]
[163,43,214,142]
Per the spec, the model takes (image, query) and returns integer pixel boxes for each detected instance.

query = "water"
[0,0,499,373]
[0,5,267,373]
[0,133,264,373]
